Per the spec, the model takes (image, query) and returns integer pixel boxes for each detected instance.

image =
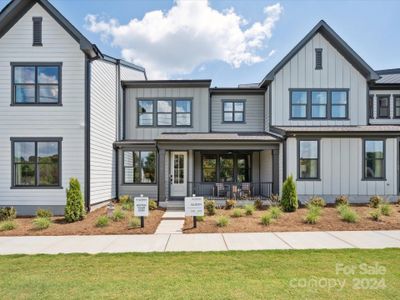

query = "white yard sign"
[134,197,149,217]
[185,196,204,216]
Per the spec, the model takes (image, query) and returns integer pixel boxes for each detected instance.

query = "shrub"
[64,178,85,223]
[254,199,263,210]
[340,206,359,223]
[0,221,17,231]
[225,199,237,210]
[196,215,205,222]
[205,200,216,216]
[96,216,109,228]
[281,175,298,212]
[335,195,349,206]
[380,203,392,216]
[336,204,348,214]
[36,208,53,219]
[369,195,383,208]
[0,207,17,221]
[244,204,255,216]
[269,206,283,219]
[216,216,229,227]
[111,208,125,222]
[260,213,273,226]
[128,217,141,229]
[232,208,244,218]
[270,194,280,206]
[308,204,322,215]
[119,195,133,211]
[149,200,158,210]
[308,196,326,207]
[304,210,320,224]
[33,217,51,230]
[370,209,382,221]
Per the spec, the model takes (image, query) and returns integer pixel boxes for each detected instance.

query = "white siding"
[264,88,270,132]
[211,94,265,132]
[369,90,400,124]
[120,65,146,81]
[90,60,117,205]
[286,137,398,202]
[271,33,368,126]
[0,4,85,208]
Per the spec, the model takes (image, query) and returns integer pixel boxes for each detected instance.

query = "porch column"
[158,149,166,202]
[272,149,279,194]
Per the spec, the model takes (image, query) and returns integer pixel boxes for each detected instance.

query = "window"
[223,101,245,122]
[12,138,61,187]
[377,95,390,118]
[290,91,307,119]
[298,140,319,180]
[202,155,217,182]
[219,155,234,182]
[137,99,192,127]
[311,91,327,118]
[236,154,250,182]
[364,140,385,179]
[331,91,348,119]
[394,95,400,118]
[123,150,156,184]
[32,17,42,46]
[315,48,322,70]
[368,95,374,118]
[12,64,61,105]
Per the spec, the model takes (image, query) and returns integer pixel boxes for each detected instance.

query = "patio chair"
[214,183,227,197]
[240,182,252,198]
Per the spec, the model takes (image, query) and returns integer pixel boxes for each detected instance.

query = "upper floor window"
[12,63,61,105]
[32,17,43,46]
[298,140,319,180]
[315,48,322,70]
[291,91,307,118]
[368,95,374,118]
[137,99,192,127]
[364,140,385,180]
[394,95,400,118]
[223,100,245,123]
[123,150,156,184]
[331,91,348,119]
[377,95,390,118]
[311,91,327,118]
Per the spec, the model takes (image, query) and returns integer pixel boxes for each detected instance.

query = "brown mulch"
[183,205,400,233]
[0,206,165,236]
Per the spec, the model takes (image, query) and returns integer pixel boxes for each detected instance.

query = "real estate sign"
[134,196,149,217]
[185,196,204,216]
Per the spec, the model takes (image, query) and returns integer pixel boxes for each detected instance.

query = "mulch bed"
[183,204,400,233]
[0,206,165,236]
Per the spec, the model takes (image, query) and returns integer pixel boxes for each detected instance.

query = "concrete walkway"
[1,230,400,254]
[154,209,185,234]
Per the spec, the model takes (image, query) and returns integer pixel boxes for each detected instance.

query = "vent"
[315,48,322,70]
[33,17,42,46]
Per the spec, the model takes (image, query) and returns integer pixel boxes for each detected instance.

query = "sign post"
[184,194,204,228]
[134,195,149,228]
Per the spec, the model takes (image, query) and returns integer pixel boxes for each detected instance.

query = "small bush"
[369,195,383,208]
[335,195,349,206]
[33,217,51,230]
[270,194,280,206]
[128,217,141,229]
[308,196,326,207]
[96,216,109,228]
[254,199,263,210]
[111,209,125,222]
[380,203,392,216]
[225,199,237,210]
[232,208,244,218]
[216,216,229,227]
[205,200,216,216]
[244,204,255,216]
[340,206,359,223]
[269,206,282,219]
[119,195,131,205]
[304,210,320,224]
[0,207,17,221]
[260,213,273,226]
[122,202,133,211]
[64,177,85,223]
[336,204,348,214]
[36,208,53,219]
[196,215,205,222]
[0,221,17,231]
[281,175,298,212]
[149,200,157,210]
[370,209,382,221]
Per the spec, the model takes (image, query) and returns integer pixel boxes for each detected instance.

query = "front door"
[170,151,187,197]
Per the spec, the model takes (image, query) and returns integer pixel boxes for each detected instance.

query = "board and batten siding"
[369,90,400,125]
[271,32,368,126]
[0,3,85,212]
[286,137,398,202]
[211,94,265,132]
[124,87,209,140]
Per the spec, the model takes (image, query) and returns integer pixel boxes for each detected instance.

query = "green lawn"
[0,249,399,299]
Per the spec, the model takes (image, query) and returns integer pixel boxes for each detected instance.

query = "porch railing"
[187,182,273,200]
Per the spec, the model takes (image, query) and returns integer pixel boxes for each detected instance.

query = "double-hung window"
[364,140,385,180]
[331,91,347,119]
[223,101,245,122]
[368,95,374,118]
[298,140,319,180]
[377,95,390,118]
[311,91,327,118]
[156,100,172,126]
[290,91,307,119]
[12,138,61,187]
[202,155,217,182]
[175,100,192,126]
[394,95,400,118]
[123,150,156,184]
[12,64,61,105]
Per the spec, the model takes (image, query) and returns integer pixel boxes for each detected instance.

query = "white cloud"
[85,1,283,79]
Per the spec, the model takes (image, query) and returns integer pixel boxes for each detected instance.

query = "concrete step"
[162,210,185,220]
[155,220,184,234]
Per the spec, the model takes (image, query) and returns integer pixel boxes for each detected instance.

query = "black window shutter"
[33,17,42,46]
[315,48,322,70]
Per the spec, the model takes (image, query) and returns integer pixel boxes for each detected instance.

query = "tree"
[281,175,298,212]
[64,177,85,222]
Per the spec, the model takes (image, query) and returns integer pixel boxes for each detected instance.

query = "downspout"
[84,56,91,212]
[115,60,121,199]
[282,137,287,181]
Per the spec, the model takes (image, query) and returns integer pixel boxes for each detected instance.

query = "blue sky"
[1,0,399,86]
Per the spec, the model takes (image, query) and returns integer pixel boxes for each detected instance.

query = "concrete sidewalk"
[1,230,400,255]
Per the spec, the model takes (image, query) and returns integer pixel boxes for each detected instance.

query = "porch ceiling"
[155,132,280,142]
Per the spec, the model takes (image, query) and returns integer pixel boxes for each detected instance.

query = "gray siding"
[0,4,85,208]
[120,65,146,81]
[369,90,400,124]
[211,94,265,132]
[125,87,209,140]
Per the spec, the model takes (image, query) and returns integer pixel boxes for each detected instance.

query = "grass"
[0,249,399,299]
[232,208,244,218]
[260,213,273,225]
[269,206,283,219]
[95,216,109,228]
[339,206,359,223]
[32,217,51,230]
[216,216,229,227]
[0,221,17,231]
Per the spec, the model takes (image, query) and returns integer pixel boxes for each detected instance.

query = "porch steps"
[159,201,185,209]
[155,208,185,234]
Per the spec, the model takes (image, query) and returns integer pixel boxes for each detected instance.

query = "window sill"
[121,183,157,186]
[10,186,63,189]
[10,103,62,107]
[361,178,387,182]
[296,178,321,182]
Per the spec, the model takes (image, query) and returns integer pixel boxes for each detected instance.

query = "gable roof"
[259,20,380,87]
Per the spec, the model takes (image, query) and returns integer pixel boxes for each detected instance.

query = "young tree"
[64,177,85,222]
[281,175,298,212]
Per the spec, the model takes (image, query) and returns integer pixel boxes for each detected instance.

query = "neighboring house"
[0,0,399,215]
